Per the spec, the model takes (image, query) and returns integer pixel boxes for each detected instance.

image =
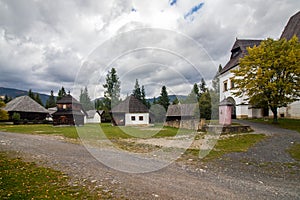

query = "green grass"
[249,118,300,133]
[0,152,110,199]
[287,143,300,161]
[0,123,192,140]
[182,134,266,161]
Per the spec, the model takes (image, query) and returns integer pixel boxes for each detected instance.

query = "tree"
[172,97,179,105]
[35,93,43,106]
[103,68,121,109]
[132,79,142,100]
[45,90,56,108]
[4,95,12,104]
[28,89,35,100]
[199,78,207,95]
[199,91,212,120]
[0,101,9,120]
[141,85,150,108]
[158,86,170,111]
[57,87,67,101]
[79,86,94,111]
[212,64,222,93]
[232,36,300,123]
[28,89,43,107]
[185,83,199,103]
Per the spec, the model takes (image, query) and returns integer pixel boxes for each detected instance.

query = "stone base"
[203,125,253,134]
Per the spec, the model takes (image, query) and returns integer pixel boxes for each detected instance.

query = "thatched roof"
[4,96,49,113]
[166,103,198,117]
[280,11,300,40]
[220,39,262,75]
[56,94,81,104]
[111,95,148,113]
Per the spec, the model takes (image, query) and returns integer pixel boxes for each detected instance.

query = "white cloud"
[0,0,299,99]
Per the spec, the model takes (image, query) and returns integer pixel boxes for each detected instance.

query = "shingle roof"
[166,103,198,117]
[86,110,104,118]
[56,94,81,104]
[111,95,149,113]
[220,39,262,75]
[3,96,49,113]
[280,11,300,40]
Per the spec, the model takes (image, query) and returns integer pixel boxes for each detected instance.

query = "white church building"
[219,11,300,119]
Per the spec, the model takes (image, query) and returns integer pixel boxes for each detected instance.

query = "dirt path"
[1,121,300,199]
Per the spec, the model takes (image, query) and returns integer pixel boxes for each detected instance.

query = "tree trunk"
[270,106,278,124]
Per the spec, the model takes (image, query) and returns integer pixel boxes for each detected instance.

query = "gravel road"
[0,121,300,199]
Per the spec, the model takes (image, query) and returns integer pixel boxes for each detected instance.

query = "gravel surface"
[0,121,300,199]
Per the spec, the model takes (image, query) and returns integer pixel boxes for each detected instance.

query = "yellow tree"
[0,101,9,120]
[232,36,300,123]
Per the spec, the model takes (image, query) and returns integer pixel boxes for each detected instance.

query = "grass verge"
[0,123,191,140]
[287,143,300,162]
[248,118,300,133]
[181,134,266,162]
[0,152,109,199]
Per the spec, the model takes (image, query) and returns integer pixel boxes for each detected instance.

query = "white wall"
[125,113,149,126]
[84,114,101,124]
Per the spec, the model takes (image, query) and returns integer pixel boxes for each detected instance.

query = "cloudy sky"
[0,0,299,99]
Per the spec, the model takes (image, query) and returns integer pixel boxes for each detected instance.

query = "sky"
[0,0,299,99]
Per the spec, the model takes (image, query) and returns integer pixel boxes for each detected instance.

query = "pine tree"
[79,86,94,111]
[132,79,142,100]
[158,86,170,111]
[45,90,56,108]
[103,68,121,109]
[28,89,35,100]
[57,87,67,101]
[199,78,207,95]
[4,95,12,103]
[185,83,199,103]
[172,97,179,105]
[35,93,43,106]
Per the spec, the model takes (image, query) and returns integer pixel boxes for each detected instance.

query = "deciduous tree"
[232,36,300,123]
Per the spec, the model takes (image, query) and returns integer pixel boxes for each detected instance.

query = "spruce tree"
[79,86,94,111]
[103,68,121,109]
[158,86,170,111]
[132,79,142,100]
[57,87,67,101]
[45,90,56,108]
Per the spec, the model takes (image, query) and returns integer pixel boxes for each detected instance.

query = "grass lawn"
[182,134,266,161]
[287,143,300,161]
[0,152,110,199]
[0,123,192,140]
[249,118,300,133]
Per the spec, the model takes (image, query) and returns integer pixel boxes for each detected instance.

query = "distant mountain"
[147,95,187,104]
[0,87,50,106]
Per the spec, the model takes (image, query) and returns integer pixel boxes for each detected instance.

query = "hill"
[0,87,50,106]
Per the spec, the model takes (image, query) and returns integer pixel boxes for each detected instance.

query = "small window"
[139,116,144,121]
[131,116,136,121]
[63,104,67,109]
[230,79,235,89]
[223,81,228,91]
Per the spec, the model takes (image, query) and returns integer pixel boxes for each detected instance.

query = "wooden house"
[3,95,49,121]
[111,95,149,126]
[165,103,199,130]
[52,94,86,126]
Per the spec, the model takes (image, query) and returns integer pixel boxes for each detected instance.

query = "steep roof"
[280,11,300,40]
[166,103,198,117]
[220,39,262,74]
[86,110,104,118]
[56,94,81,104]
[111,95,149,113]
[3,96,49,113]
